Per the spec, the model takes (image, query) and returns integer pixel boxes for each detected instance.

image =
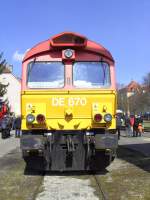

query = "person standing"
[125,114,131,137]
[137,115,144,136]
[129,115,135,137]
[133,116,139,137]
[116,114,122,140]
[14,116,21,138]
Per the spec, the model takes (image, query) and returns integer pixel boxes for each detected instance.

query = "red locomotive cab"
[21,32,116,91]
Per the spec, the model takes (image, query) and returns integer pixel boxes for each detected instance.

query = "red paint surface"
[0,103,7,120]
[22,32,116,91]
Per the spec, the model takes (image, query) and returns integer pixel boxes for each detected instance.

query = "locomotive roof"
[23,32,114,62]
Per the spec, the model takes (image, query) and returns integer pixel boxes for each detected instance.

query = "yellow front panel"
[21,90,117,130]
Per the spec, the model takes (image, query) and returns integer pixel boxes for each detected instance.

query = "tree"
[117,74,150,115]
[129,91,150,114]
[128,72,150,114]
[143,72,150,90]
[0,53,7,97]
[117,83,128,113]
[117,89,128,112]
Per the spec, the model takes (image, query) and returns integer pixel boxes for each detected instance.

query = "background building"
[118,80,150,115]
[0,66,21,115]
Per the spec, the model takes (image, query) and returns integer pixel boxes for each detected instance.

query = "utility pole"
[126,93,130,116]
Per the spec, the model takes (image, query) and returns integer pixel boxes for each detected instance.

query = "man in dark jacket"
[116,115,122,140]
[14,116,21,138]
[133,116,139,137]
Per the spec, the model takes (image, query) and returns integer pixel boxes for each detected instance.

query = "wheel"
[90,151,110,171]
[23,151,46,172]
[8,130,11,137]
[1,130,7,139]
[7,129,10,137]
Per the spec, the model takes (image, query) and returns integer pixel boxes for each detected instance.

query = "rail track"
[34,171,109,200]
[93,174,109,200]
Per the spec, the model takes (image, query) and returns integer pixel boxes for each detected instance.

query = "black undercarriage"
[21,130,118,171]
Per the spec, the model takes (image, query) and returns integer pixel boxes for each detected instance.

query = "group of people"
[116,113,144,139]
[125,115,144,137]
[0,114,21,139]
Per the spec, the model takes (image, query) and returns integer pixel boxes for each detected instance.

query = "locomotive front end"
[21,32,117,171]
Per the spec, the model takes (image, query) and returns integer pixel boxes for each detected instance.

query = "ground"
[0,130,150,200]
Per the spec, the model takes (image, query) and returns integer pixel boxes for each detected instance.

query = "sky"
[0,0,150,85]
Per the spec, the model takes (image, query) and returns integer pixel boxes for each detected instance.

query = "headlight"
[26,114,35,123]
[104,114,112,122]
[64,49,73,58]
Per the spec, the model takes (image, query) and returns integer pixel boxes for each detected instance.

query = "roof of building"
[2,67,11,73]
[1,67,21,83]
[126,81,141,92]
[118,80,142,93]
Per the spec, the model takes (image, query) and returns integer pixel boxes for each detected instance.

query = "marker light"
[104,114,112,122]
[94,114,102,122]
[64,49,73,58]
[36,114,45,124]
[26,114,35,123]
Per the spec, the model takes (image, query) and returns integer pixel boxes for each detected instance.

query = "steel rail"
[93,175,109,200]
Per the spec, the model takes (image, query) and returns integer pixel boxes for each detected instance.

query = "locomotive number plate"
[51,97,87,106]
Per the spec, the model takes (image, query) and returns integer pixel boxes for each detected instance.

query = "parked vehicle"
[143,112,150,120]
[0,100,8,129]
[1,115,13,139]
[142,112,150,132]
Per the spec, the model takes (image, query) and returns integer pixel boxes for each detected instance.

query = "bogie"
[21,131,117,171]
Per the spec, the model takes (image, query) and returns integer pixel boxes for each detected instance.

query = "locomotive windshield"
[73,62,110,88]
[27,62,64,88]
